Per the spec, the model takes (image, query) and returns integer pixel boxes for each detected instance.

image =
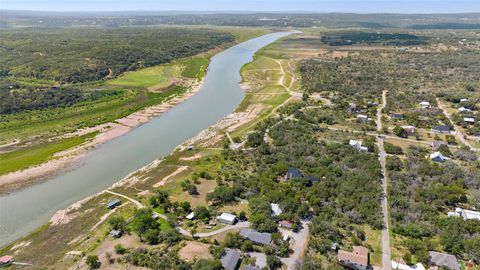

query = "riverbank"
[0,80,203,195]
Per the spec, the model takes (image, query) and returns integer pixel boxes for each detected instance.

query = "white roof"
[349,139,362,146]
[459,107,471,112]
[391,261,426,270]
[271,203,283,216]
[430,151,449,161]
[460,98,468,102]
[455,207,480,220]
[420,101,430,105]
[401,125,416,129]
[357,114,368,119]
[464,117,475,123]
[218,213,236,222]
[186,212,195,220]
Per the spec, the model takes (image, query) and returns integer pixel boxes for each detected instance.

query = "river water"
[0,31,292,246]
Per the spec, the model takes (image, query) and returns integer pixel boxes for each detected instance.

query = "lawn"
[107,64,179,90]
[181,57,209,80]
[0,132,97,175]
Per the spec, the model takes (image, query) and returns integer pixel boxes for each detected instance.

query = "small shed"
[217,213,237,225]
[464,117,475,124]
[279,220,293,229]
[285,167,302,180]
[186,212,195,220]
[419,101,431,109]
[106,199,121,209]
[430,152,449,163]
[109,229,122,238]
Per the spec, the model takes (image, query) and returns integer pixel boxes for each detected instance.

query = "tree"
[294,256,323,270]
[114,244,126,255]
[393,126,407,138]
[194,206,210,221]
[224,232,243,248]
[108,216,127,231]
[86,255,100,269]
[267,255,282,270]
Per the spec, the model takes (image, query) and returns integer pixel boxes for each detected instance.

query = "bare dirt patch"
[179,241,212,262]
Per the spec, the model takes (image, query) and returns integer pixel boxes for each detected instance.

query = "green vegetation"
[0,132,97,175]
[320,31,428,46]
[181,57,209,80]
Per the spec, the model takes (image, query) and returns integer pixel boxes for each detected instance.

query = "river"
[0,31,293,246]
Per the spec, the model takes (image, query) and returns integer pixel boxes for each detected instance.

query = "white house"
[186,212,195,220]
[464,117,475,124]
[419,101,431,109]
[391,260,426,270]
[430,152,449,163]
[448,207,480,221]
[357,114,369,122]
[271,203,283,216]
[349,139,368,152]
[458,107,471,113]
[460,98,468,102]
[217,213,237,225]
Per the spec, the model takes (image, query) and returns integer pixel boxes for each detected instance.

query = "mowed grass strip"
[0,132,97,175]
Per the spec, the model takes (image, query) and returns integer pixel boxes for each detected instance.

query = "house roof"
[430,152,449,162]
[391,260,425,270]
[244,265,261,270]
[429,251,460,270]
[271,203,283,216]
[0,256,13,264]
[221,249,241,270]
[420,101,430,105]
[464,117,475,123]
[390,113,404,119]
[338,246,369,266]
[240,229,272,245]
[455,207,480,220]
[186,212,195,220]
[279,220,293,228]
[106,199,120,208]
[286,167,302,179]
[218,213,237,222]
[431,125,450,132]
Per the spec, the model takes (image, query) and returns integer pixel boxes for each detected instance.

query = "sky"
[0,0,479,13]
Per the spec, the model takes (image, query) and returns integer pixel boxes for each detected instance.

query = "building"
[221,249,241,270]
[349,140,368,152]
[401,125,416,135]
[218,213,237,225]
[337,246,372,270]
[464,117,475,124]
[0,256,14,267]
[357,114,369,122]
[419,101,431,109]
[430,152,449,163]
[106,199,121,209]
[109,229,122,238]
[186,212,195,220]
[271,203,283,216]
[279,220,293,229]
[431,140,447,151]
[391,260,425,270]
[460,98,468,103]
[431,125,451,134]
[428,251,460,270]
[285,167,302,180]
[244,265,260,270]
[448,207,480,221]
[240,229,272,245]
[390,113,404,120]
[459,107,472,113]
[348,103,358,113]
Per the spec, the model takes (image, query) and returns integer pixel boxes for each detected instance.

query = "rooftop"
[338,246,369,266]
[240,228,272,245]
[429,251,460,270]
[271,203,283,216]
[218,213,237,222]
[221,249,241,270]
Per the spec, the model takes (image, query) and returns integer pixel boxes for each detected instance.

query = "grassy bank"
[0,132,97,175]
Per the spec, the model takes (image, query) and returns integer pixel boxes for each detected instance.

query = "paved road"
[377,137,391,270]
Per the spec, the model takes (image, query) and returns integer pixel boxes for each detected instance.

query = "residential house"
[270,203,283,216]
[389,113,404,120]
[357,114,369,122]
[337,246,372,270]
[244,265,260,270]
[431,125,451,134]
[106,199,121,209]
[349,140,368,152]
[459,107,472,113]
[240,229,272,245]
[221,249,241,270]
[430,152,449,163]
[279,220,293,229]
[431,140,447,151]
[464,117,475,124]
[218,213,237,225]
[0,256,14,267]
[401,125,416,135]
[285,167,302,180]
[448,207,480,221]
[348,103,358,113]
[109,229,122,238]
[419,101,431,109]
[391,260,425,270]
[428,251,460,270]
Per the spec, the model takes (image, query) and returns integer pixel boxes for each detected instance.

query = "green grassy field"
[107,64,180,90]
[0,132,97,175]
[181,57,209,80]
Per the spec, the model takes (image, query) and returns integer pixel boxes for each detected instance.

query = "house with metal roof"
[218,213,237,225]
[243,265,260,270]
[221,249,241,270]
[270,203,282,216]
[431,125,451,134]
[106,199,121,209]
[389,113,404,120]
[109,229,122,238]
[448,207,480,221]
[430,152,449,163]
[337,246,372,270]
[240,229,272,245]
[285,167,302,180]
[429,251,460,270]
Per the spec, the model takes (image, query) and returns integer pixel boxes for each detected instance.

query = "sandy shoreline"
[0,80,204,195]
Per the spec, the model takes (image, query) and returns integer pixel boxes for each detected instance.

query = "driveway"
[280,221,310,270]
